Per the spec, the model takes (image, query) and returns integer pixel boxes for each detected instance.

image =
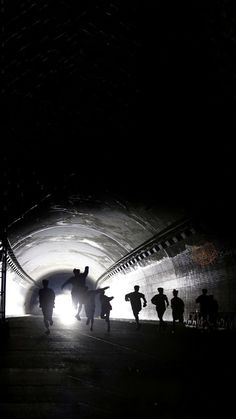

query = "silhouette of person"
[61,266,89,320]
[151,287,169,329]
[39,279,55,334]
[208,295,219,328]
[171,289,185,331]
[84,286,110,331]
[125,285,147,330]
[100,289,114,332]
[196,288,210,328]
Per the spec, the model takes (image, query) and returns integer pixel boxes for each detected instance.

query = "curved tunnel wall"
[98,236,236,322]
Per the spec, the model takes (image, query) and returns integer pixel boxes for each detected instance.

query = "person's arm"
[81,266,89,277]
[151,295,156,305]
[96,286,110,294]
[101,286,110,292]
[165,296,169,307]
[142,294,147,307]
[125,293,130,301]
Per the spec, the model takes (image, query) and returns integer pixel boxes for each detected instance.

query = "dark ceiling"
[1,1,236,237]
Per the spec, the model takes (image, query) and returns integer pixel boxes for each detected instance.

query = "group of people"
[125,285,184,331]
[38,266,218,335]
[126,286,219,331]
[39,266,114,334]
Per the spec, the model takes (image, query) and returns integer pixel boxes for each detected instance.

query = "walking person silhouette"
[125,285,147,330]
[196,288,210,328]
[61,266,89,320]
[151,287,169,330]
[170,289,185,332]
[39,279,55,334]
[100,289,114,332]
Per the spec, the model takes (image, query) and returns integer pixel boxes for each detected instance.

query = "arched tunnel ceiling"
[7,190,186,283]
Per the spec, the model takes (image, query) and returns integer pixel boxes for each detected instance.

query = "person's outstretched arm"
[84,266,89,275]
[100,286,110,292]
[95,286,110,294]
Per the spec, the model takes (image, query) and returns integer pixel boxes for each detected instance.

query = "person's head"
[158,287,163,294]
[73,268,80,276]
[202,288,208,294]
[134,285,140,292]
[42,279,49,288]
[173,289,178,296]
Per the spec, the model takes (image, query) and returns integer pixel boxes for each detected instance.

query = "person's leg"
[77,302,82,315]
[72,293,78,310]
[133,308,140,329]
[90,308,95,331]
[135,315,141,329]
[106,311,110,332]
[158,310,165,331]
[48,307,53,326]
[73,294,81,320]
[101,309,106,319]
[43,316,49,329]
[75,306,82,320]
[42,309,50,333]
[75,299,83,320]
[202,312,208,329]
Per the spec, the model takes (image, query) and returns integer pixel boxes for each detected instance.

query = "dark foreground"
[0,316,235,419]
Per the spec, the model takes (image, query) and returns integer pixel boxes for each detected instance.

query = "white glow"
[54,294,77,325]
[6,273,26,317]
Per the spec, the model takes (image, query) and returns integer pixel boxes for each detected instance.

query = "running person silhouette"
[125,285,147,330]
[61,266,89,320]
[39,279,55,334]
[151,287,169,330]
[84,286,110,331]
[100,289,114,332]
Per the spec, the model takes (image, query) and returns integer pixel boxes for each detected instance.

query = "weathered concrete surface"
[0,316,235,419]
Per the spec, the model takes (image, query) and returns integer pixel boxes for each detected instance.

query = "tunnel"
[4,184,236,325]
[1,1,236,418]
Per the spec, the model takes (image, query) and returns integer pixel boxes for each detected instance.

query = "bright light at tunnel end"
[54,294,78,325]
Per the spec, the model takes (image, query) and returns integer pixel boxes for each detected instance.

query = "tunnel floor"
[0,316,235,419]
